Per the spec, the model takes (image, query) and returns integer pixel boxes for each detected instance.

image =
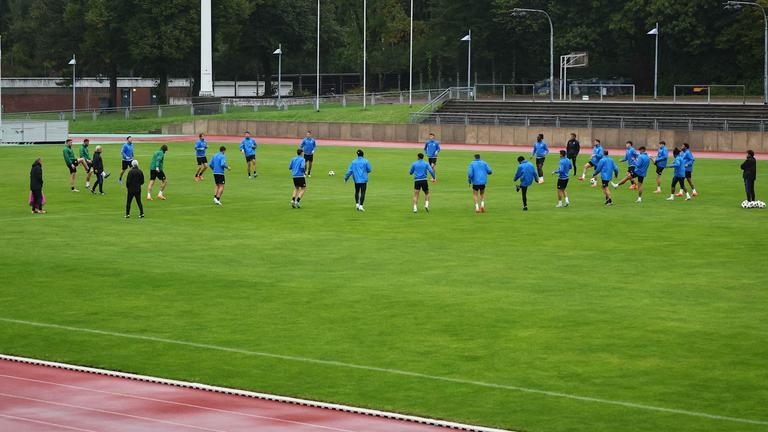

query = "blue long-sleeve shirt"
[300,138,317,155]
[195,139,208,157]
[240,138,257,157]
[556,157,572,180]
[635,153,651,177]
[424,139,441,158]
[410,159,436,181]
[593,157,619,181]
[344,157,372,183]
[656,146,668,168]
[289,155,306,177]
[514,160,538,187]
[532,140,549,159]
[621,147,639,167]
[121,142,134,161]
[210,152,228,174]
[590,145,604,164]
[468,159,492,185]
[683,149,695,172]
[670,155,687,178]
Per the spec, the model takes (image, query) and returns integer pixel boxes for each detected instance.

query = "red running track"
[0,357,504,432]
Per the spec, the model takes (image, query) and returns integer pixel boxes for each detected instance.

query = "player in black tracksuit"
[741,150,757,202]
[30,158,45,213]
[90,146,108,194]
[566,133,580,176]
[125,161,145,218]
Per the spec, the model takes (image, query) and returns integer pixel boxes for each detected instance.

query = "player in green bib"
[80,139,94,189]
[147,145,168,201]
[63,139,87,192]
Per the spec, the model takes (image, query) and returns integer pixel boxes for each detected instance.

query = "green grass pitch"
[0,141,766,432]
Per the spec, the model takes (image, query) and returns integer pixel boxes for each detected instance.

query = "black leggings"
[521,186,528,207]
[92,171,104,193]
[31,189,43,211]
[569,156,578,175]
[745,178,756,202]
[126,190,144,215]
[535,158,545,178]
[355,183,367,205]
[672,177,687,191]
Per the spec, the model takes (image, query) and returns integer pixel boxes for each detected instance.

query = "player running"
[531,133,549,183]
[591,150,619,206]
[612,141,639,189]
[344,149,372,211]
[514,156,537,211]
[667,147,691,201]
[468,154,492,213]
[299,131,317,177]
[63,139,87,192]
[632,146,651,203]
[118,136,134,184]
[424,133,441,176]
[194,133,209,181]
[147,145,168,201]
[652,140,668,193]
[566,133,580,176]
[210,146,231,205]
[409,153,436,213]
[80,139,94,189]
[289,149,307,208]
[578,139,604,182]
[239,131,258,178]
[553,150,572,208]
[681,143,698,196]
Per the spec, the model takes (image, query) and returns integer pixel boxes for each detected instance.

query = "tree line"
[0,0,765,106]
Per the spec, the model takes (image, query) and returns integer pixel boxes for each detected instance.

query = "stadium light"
[68,54,77,121]
[0,34,3,144]
[363,0,367,109]
[273,44,283,107]
[316,0,320,111]
[409,0,413,107]
[724,1,768,104]
[647,23,659,100]
[461,31,471,89]
[512,8,554,102]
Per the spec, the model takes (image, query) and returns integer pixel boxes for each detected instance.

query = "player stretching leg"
[514,156,537,211]
[63,139,88,192]
[612,141,638,189]
[591,150,619,206]
[667,148,691,201]
[579,139,603,183]
[147,145,168,201]
[553,150,572,207]
[651,141,668,193]
[681,143,698,196]
[632,147,651,203]
[80,139,94,189]
[409,153,436,213]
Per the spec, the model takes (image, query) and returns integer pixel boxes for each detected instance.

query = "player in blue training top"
[424,133,441,174]
[553,150,572,208]
[652,140,669,194]
[514,156,537,211]
[666,147,691,201]
[239,131,258,178]
[591,150,619,206]
[118,136,134,184]
[579,138,604,181]
[531,133,549,184]
[681,143,698,196]
[289,148,307,208]
[299,131,317,177]
[632,146,651,203]
[409,153,436,213]
[194,133,209,182]
[209,146,231,205]
[468,154,492,213]
[612,141,639,189]
[344,149,372,211]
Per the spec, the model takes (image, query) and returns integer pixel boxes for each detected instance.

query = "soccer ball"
[757,201,766,209]
[328,170,335,176]
[748,201,756,208]
[590,178,597,186]
[742,200,749,208]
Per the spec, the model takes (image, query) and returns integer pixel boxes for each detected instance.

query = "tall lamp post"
[68,54,77,120]
[408,0,414,107]
[724,1,768,104]
[0,34,4,144]
[512,8,554,102]
[273,44,283,107]
[647,23,659,100]
[363,0,367,109]
[461,30,471,89]
[316,0,320,111]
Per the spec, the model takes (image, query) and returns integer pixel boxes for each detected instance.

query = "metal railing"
[472,84,537,102]
[410,87,474,121]
[409,111,767,132]
[568,84,636,102]
[673,85,747,104]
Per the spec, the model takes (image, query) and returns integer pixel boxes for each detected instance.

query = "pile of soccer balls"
[741,200,766,209]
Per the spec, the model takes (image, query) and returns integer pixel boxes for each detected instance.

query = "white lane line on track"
[0,413,100,432]
[0,375,359,432]
[0,393,231,432]
[1,317,767,427]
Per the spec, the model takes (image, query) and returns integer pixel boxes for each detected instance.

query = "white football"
[748,201,756,208]
[590,178,597,186]
[742,200,749,208]
[758,201,766,209]
[328,170,335,176]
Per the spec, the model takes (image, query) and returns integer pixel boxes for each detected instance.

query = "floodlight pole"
[512,8,554,102]
[70,54,77,120]
[363,0,367,110]
[724,1,768,104]
[653,22,659,100]
[316,0,320,111]
[467,29,472,88]
[199,0,214,97]
[274,44,283,106]
[0,34,3,144]
[408,0,413,107]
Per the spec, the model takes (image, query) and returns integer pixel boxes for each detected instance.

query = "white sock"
[425,200,429,208]
[692,189,697,193]
[557,200,562,206]
[481,200,485,207]
[158,191,164,197]
[413,204,417,212]
[475,203,480,210]
[686,192,691,199]
[565,197,570,204]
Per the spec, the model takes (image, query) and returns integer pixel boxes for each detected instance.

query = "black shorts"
[428,157,438,165]
[66,162,77,174]
[150,170,166,181]
[197,156,208,165]
[588,161,597,168]
[557,179,569,190]
[628,166,636,175]
[601,180,610,188]
[656,165,665,175]
[245,154,255,162]
[685,171,692,179]
[414,180,429,192]
[122,160,132,170]
[293,177,307,188]
[672,176,685,188]
[304,154,314,162]
[472,184,486,192]
[214,174,225,185]
[536,157,546,165]
[636,175,645,183]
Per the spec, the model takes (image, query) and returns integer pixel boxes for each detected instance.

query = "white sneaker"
[214,198,222,205]
[685,193,691,201]
[413,206,418,213]
[358,206,365,212]
[635,197,642,203]
[556,202,563,208]
[565,198,570,206]
[356,204,361,210]
[71,188,80,192]
[85,182,90,188]
[666,195,674,201]
[611,182,619,188]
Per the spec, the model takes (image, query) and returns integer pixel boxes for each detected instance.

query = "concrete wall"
[162,120,768,153]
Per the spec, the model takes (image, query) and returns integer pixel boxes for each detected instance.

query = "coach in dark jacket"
[566,133,580,175]
[90,145,107,194]
[30,158,45,214]
[741,150,757,202]
[125,160,145,218]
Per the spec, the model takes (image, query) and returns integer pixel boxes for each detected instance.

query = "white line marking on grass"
[0,413,100,432]
[1,317,766,427]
